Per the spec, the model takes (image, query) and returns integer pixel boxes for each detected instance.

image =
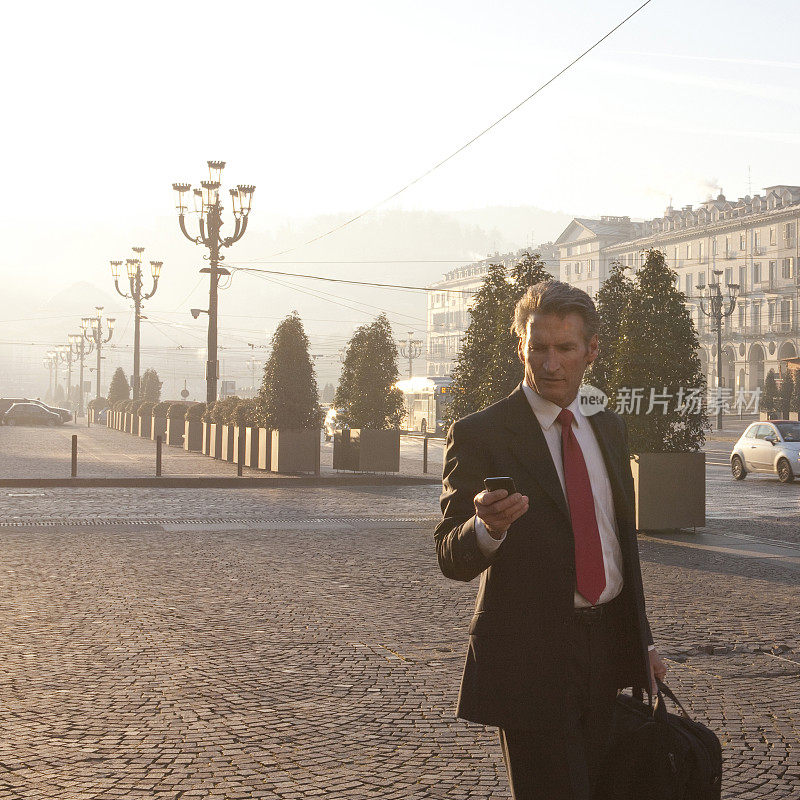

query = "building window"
[673,247,678,264]
[697,272,706,288]
[698,241,705,262]
[725,267,733,286]
[754,230,761,249]
[564,263,571,276]
[724,236,730,256]
[751,303,761,331]
[768,301,775,327]
[684,274,692,295]
[782,257,794,279]
[738,304,745,328]
[780,300,791,326]
[739,265,747,291]
[686,244,692,260]
[752,262,761,284]
[769,227,776,245]
[740,233,746,250]
[785,222,795,242]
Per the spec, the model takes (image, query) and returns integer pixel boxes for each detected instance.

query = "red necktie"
[556,408,606,605]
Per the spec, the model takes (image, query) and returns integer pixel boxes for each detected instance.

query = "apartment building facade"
[426,186,800,391]
[597,187,800,393]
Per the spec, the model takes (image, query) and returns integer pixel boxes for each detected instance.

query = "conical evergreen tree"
[448,252,552,422]
[335,313,404,429]
[140,369,162,403]
[589,260,635,399]
[108,367,131,404]
[778,370,795,418]
[614,249,706,452]
[256,312,320,429]
[761,369,778,415]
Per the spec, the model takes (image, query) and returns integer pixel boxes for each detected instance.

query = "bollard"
[237,430,245,477]
[71,435,78,477]
[423,435,428,474]
[87,411,91,428]
[156,436,162,477]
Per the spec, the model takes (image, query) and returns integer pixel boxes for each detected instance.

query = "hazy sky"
[3,0,800,395]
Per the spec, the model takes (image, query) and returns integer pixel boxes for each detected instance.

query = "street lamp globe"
[207,160,226,184]
[126,259,138,280]
[150,261,163,279]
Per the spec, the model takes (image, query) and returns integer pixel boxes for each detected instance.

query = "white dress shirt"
[475,381,625,608]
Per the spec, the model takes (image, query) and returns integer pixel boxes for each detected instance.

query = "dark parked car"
[3,402,63,427]
[0,398,72,423]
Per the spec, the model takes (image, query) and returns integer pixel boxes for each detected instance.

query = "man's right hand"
[474,489,529,540]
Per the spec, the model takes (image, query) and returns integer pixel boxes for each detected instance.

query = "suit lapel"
[587,410,634,528]
[503,385,570,522]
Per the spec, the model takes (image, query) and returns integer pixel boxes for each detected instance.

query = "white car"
[730,420,800,483]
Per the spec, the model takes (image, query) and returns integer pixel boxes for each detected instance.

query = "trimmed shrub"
[137,402,155,418]
[211,396,240,424]
[185,403,206,421]
[202,402,215,422]
[167,403,188,419]
[234,398,258,426]
[152,401,172,417]
[88,397,109,412]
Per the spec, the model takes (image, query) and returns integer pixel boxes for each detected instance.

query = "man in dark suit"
[435,280,666,800]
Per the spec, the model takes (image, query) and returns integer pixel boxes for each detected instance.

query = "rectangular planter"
[630,452,706,531]
[221,425,235,462]
[139,414,152,439]
[271,429,320,474]
[257,428,272,471]
[166,418,184,447]
[185,419,203,452]
[244,427,261,469]
[232,426,247,465]
[333,429,401,472]
[151,415,167,442]
[209,423,223,459]
[759,411,782,420]
[788,411,799,421]
[202,421,211,455]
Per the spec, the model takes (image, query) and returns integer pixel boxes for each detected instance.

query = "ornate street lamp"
[697,269,739,430]
[172,161,255,403]
[57,343,79,412]
[84,307,115,399]
[71,329,94,418]
[43,352,57,401]
[398,331,424,379]
[111,246,162,400]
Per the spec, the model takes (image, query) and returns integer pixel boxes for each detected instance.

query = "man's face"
[517,311,599,408]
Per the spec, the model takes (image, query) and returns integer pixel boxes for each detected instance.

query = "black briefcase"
[598,679,722,800]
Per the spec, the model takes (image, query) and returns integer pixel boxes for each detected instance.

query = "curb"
[0,475,441,488]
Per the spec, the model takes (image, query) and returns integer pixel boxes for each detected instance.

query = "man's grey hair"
[511,280,599,342]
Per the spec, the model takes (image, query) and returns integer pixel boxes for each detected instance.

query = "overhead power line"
[231,266,477,294]
[261,0,654,260]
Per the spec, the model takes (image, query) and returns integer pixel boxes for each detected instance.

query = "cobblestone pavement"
[0,424,445,480]
[0,506,797,798]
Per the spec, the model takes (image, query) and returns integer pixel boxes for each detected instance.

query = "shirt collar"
[522,380,584,431]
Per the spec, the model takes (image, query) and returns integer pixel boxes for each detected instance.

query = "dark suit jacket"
[435,384,653,730]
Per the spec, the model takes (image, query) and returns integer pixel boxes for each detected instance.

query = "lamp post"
[58,343,78,412]
[84,306,115,399]
[697,269,739,431]
[43,353,56,400]
[111,247,162,401]
[172,161,255,404]
[72,329,94,418]
[398,331,424,379]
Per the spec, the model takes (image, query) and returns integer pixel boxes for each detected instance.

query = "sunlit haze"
[3,0,799,397]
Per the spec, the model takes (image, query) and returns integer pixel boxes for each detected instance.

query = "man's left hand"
[648,648,667,694]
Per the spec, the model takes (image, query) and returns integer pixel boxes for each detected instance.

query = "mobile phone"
[483,476,517,495]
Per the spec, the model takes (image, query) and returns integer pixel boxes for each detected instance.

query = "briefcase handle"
[654,677,691,721]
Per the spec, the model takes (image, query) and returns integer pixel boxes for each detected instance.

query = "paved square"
[0,488,796,798]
